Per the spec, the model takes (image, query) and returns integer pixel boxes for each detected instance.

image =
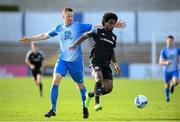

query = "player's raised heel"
[44,109,56,118]
[94,104,102,111]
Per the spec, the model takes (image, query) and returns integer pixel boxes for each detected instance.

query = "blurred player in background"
[159,35,180,102]
[25,42,45,97]
[70,12,121,111]
[19,7,125,119]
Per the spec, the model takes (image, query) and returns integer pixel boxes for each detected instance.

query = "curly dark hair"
[102,12,118,26]
[167,35,174,40]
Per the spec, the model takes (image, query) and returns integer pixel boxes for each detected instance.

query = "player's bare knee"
[165,83,170,88]
[53,73,62,85]
[36,75,41,84]
[77,83,84,90]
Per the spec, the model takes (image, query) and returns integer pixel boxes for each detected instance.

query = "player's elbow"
[25,59,29,65]
[82,34,89,40]
[25,59,28,64]
[159,59,163,65]
[43,33,50,40]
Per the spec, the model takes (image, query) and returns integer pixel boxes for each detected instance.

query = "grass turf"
[0,77,180,121]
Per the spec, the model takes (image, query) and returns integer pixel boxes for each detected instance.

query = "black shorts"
[89,63,113,80]
[31,69,41,80]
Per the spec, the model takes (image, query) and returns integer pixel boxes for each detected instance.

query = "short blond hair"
[63,7,73,13]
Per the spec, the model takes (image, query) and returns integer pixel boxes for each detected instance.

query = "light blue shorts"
[54,58,84,83]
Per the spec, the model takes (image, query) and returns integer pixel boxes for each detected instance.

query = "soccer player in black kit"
[25,42,45,97]
[70,12,121,111]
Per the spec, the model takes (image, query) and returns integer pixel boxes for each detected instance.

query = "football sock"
[51,84,59,112]
[164,88,169,101]
[39,83,43,96]
[88,87,107,97]
[88,92,95,97]
[94,81,102,105]
[100,87,107,95]
[39,83,42,91]
[80,86,87,108]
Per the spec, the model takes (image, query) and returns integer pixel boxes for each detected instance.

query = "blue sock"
[51,84,59,112]
[164,88,169,100]
[80,87,87,108]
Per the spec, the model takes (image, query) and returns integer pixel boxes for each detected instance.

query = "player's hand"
[166,61,171,65]
[19,37,31,44]
[113,63,121,75]
[69,45,76,50]
[30,65,35,69]
[114,20,126,29]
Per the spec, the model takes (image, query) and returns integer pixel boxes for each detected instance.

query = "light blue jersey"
[160,47,180,72]
[48,22,92,113]
[48,22,92,62]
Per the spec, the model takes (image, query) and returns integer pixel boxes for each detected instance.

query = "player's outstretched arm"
[93,20,126,29]
[69,34,89,50]
[19,33,50,44]
[114,20,126,29]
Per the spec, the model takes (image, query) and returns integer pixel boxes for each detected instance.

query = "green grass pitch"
[0,77,180,121]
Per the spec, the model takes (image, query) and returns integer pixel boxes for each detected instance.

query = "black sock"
[100,87,107,95]
[40,83,42,90]
[94,81,102,104]
[95,96,100,105]
[94,81,102,95]
[88,92,95,97]
[39,83,43,96]
[88,87,108,98]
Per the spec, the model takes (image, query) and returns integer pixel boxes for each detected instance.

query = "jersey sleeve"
[48,25,62,37]
[86,28,97,38]
[79,23,93,33]
[26,50,32,60]
[39,50,45,60]
[160,48,166,61]
[178,48,180,55]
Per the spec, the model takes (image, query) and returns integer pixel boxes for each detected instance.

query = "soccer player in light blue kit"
[19,8,91,119]
[159,35,180,102]
[19,7,126,118]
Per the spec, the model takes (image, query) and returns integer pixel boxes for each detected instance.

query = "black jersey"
[87,28,117,65]
[26,50,45,69]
